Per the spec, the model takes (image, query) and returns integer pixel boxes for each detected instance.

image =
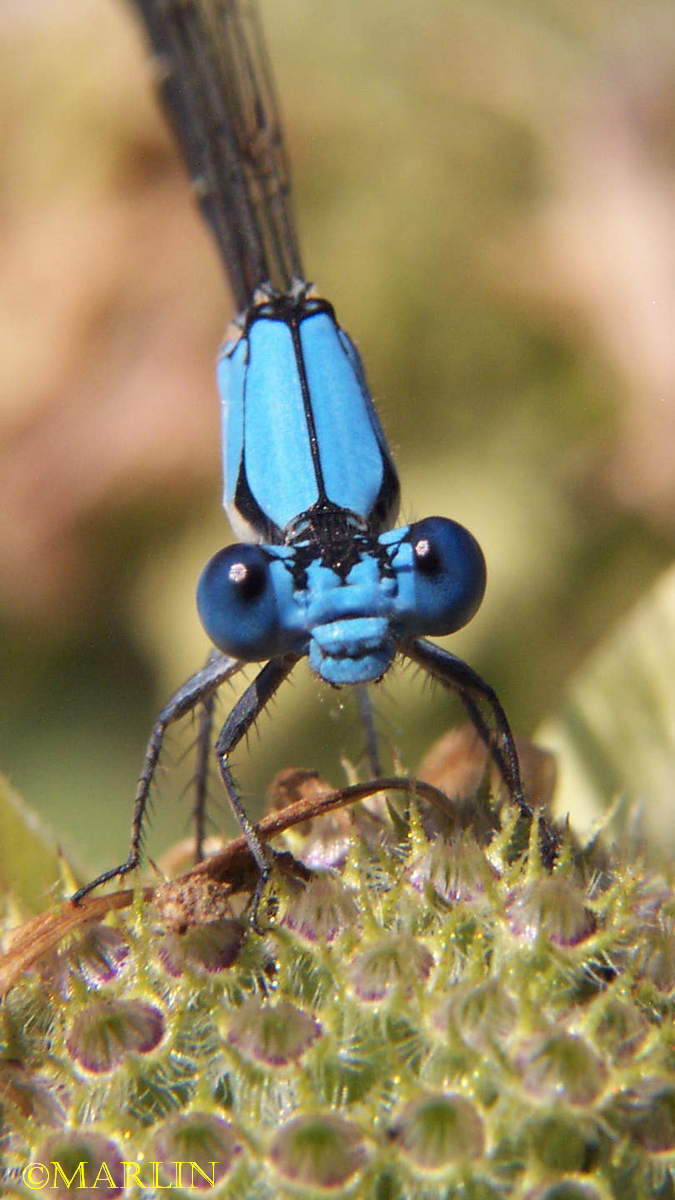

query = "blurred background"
[1,0,675,879]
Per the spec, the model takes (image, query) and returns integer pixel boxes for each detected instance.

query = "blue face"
[197,515,486,686]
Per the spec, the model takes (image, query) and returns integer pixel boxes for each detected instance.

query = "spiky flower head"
[1,764,673,1199]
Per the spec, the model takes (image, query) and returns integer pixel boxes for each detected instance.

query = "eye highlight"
[227,556,266,600]
[412,534,439,573]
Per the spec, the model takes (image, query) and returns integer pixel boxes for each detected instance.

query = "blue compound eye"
[407,516,486,636]
[197,544,282,661]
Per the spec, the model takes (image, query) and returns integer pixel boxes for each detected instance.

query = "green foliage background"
[1,0,674,884]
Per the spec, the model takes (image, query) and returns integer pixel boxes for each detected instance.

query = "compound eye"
[197,544,280,662]
[407,516,486,636]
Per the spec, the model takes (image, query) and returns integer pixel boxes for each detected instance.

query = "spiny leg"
[72,650,243,903]
[356,684,382,777]
[404,638,558,865]
[404,638,527,811]
[214,652,300,927]
[458,690,514,788]
[192,688,217,862]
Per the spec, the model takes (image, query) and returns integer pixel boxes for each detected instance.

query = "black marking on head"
[285,500,395,586]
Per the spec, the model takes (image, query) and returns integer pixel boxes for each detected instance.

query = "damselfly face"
[197,514,487,686]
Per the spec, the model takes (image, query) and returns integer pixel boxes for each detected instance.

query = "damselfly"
[74,0,545,913]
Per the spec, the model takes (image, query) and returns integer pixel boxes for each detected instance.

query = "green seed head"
[1,789,673,1198]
